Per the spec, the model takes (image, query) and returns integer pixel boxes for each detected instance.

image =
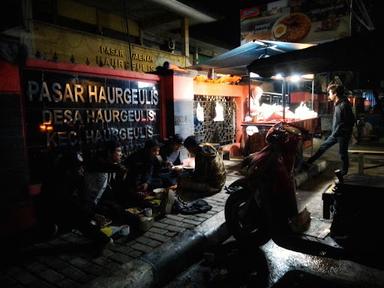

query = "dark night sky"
[179,0,242,49]
[2,0,380,50]
[180,0,382,50]
[181,1,279,49]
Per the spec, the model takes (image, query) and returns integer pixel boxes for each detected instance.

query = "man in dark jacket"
[125,138,169,192]
[306,83,355,175]
[36,150,112,256]
[84,141,128,224]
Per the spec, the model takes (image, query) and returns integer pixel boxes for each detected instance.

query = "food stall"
[190,40,315,155]
[241,74,319,154]
[244,30,382,153]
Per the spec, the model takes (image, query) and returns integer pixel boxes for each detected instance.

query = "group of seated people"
[34,134,227,256]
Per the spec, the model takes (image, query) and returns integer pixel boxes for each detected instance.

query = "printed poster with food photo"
[241,0,351,44]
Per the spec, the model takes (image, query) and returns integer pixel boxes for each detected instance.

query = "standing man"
[306,83,355,176]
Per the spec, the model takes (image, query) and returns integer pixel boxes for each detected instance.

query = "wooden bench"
[348,143,384,175]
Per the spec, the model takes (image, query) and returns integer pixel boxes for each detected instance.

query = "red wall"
[0,58,162,236]
[0,60,21,93]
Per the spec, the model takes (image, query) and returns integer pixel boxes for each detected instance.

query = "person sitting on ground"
[84,140,130,225]
[125,138,172,197]
[160,134,188,167]
[35,150,112,255]
[365,104,384,139]
[176,136,226,201]
[159,134,189,186]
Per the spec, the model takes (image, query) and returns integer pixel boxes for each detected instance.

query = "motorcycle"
[225,122,384,267]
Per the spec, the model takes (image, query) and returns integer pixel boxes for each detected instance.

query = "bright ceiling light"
[272,73,284,80]
[289,75,301,82]
[250,72,261,78]
[302,74,314,80]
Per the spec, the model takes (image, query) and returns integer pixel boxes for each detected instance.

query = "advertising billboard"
[241,0,351,44]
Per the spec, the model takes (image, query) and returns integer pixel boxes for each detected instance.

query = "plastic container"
[138,216,154,232]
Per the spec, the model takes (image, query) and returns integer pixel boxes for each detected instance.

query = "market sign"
[23,69,160,152]
[240,0,351,44]
[32,23,188,72]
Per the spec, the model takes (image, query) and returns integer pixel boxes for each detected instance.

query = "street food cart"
[241,74,319,153]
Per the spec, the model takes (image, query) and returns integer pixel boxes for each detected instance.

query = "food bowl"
[153,188,166,194]
[183,166,194,171]
[119,225,130,236]
[126,207,142,215]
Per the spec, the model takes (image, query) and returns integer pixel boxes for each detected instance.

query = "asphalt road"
[161,146,384,288]
[162,237,384,288]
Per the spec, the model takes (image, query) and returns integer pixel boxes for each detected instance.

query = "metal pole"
[311,79,314,110]
[349,0,353,36]
[123,0,133,70]
[282,78,286,121]
[248,75,251,119]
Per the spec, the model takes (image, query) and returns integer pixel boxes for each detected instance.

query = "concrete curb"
[89,161,327,288]
[295,160,327,187]
[89,212,230,288]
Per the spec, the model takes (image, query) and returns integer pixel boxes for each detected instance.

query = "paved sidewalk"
[0,155,328,288]
[0,159,242,288]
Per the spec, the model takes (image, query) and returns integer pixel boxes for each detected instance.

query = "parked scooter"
[225,122,384,267]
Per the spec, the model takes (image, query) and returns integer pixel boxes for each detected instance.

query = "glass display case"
[245,75,317,123]
[242,75,319,154]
